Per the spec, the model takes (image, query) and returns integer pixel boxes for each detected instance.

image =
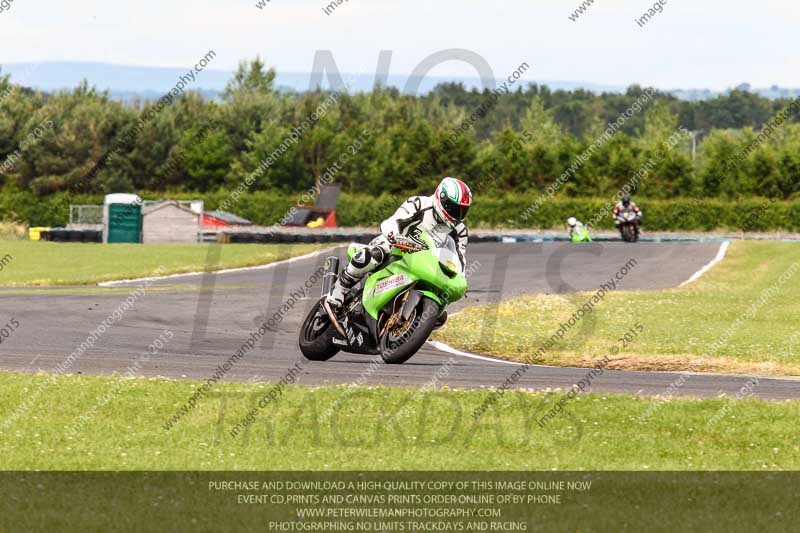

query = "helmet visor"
[442,196,470,222]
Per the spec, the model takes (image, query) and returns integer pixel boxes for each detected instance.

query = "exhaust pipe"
[320,256,346,337]
[321,256,339,297]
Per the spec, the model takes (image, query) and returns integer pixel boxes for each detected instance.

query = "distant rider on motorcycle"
[326,177,472,316]
[613,194,643,237]
[567,217,592,243]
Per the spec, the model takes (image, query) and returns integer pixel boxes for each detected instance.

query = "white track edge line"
[97,247,338,287]
[427,340,523,366]
[679,240,730,286]
[428,339,800,382]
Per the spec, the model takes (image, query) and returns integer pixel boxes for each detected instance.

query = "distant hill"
[0,61,626,99]
[2,61,800,102]
[670,83,800,101]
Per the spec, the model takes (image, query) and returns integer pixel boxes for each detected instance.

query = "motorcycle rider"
[613,193,643,236]
[567,217,591,243]
[325,177,472,314]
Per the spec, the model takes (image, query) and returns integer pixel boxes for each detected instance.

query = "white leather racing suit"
[569,220,585,239]
[328,195,469,305]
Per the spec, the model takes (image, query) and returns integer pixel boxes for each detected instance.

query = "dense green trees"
[1,58,800,211]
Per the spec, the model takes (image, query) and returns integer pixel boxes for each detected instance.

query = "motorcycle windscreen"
[432,235,463,275]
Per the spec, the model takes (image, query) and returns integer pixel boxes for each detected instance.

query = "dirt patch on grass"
[519,352,800,377]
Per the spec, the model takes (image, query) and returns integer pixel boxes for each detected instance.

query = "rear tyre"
[299,299,340,361]
[380,297,440,365]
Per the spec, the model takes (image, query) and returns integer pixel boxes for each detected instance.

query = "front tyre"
[621,223,636,242]
[299,299,340,361]
[380,297,440,365]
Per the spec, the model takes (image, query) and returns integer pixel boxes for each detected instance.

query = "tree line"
[1,57,799,204]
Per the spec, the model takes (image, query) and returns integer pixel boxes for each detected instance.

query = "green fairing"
[571,228,592,243]
[353,233,468,319]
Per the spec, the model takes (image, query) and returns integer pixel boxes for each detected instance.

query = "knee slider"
[369,246,385,264]
[351,248,371,269]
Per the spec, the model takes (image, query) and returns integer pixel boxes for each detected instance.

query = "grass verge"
[436,241,800,376]
[1,371,798,470]
[0,241,325,286]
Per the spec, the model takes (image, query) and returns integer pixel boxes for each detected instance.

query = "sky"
[1,0,798,91]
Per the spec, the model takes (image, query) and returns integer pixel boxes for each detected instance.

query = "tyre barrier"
[40,229,102,243]
[218,232,514,245]
[35,228,743,245]
[222,231,375,244]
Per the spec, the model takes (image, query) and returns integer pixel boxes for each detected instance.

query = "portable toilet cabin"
[103,193,143,243]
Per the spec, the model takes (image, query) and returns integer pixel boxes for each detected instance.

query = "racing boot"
[323,270,358,337]
[326,270,359,309]
[323,245,383,332]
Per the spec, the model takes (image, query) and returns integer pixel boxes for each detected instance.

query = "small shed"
[142,201,200,243]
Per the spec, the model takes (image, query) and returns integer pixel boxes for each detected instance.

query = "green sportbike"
[299,232,468,364]
[571,226,592,243]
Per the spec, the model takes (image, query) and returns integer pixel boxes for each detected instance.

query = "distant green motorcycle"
[567,216,592,243]
[299,231,468,364]
[571,226,592,243]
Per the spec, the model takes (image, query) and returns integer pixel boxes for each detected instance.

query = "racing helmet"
[434,177,472,227]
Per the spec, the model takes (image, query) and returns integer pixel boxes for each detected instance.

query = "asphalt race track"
[2,242,798,400]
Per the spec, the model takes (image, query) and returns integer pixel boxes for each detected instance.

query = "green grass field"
[0,241,324,286]
[436,241,800,376]
[0,371,797,470]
